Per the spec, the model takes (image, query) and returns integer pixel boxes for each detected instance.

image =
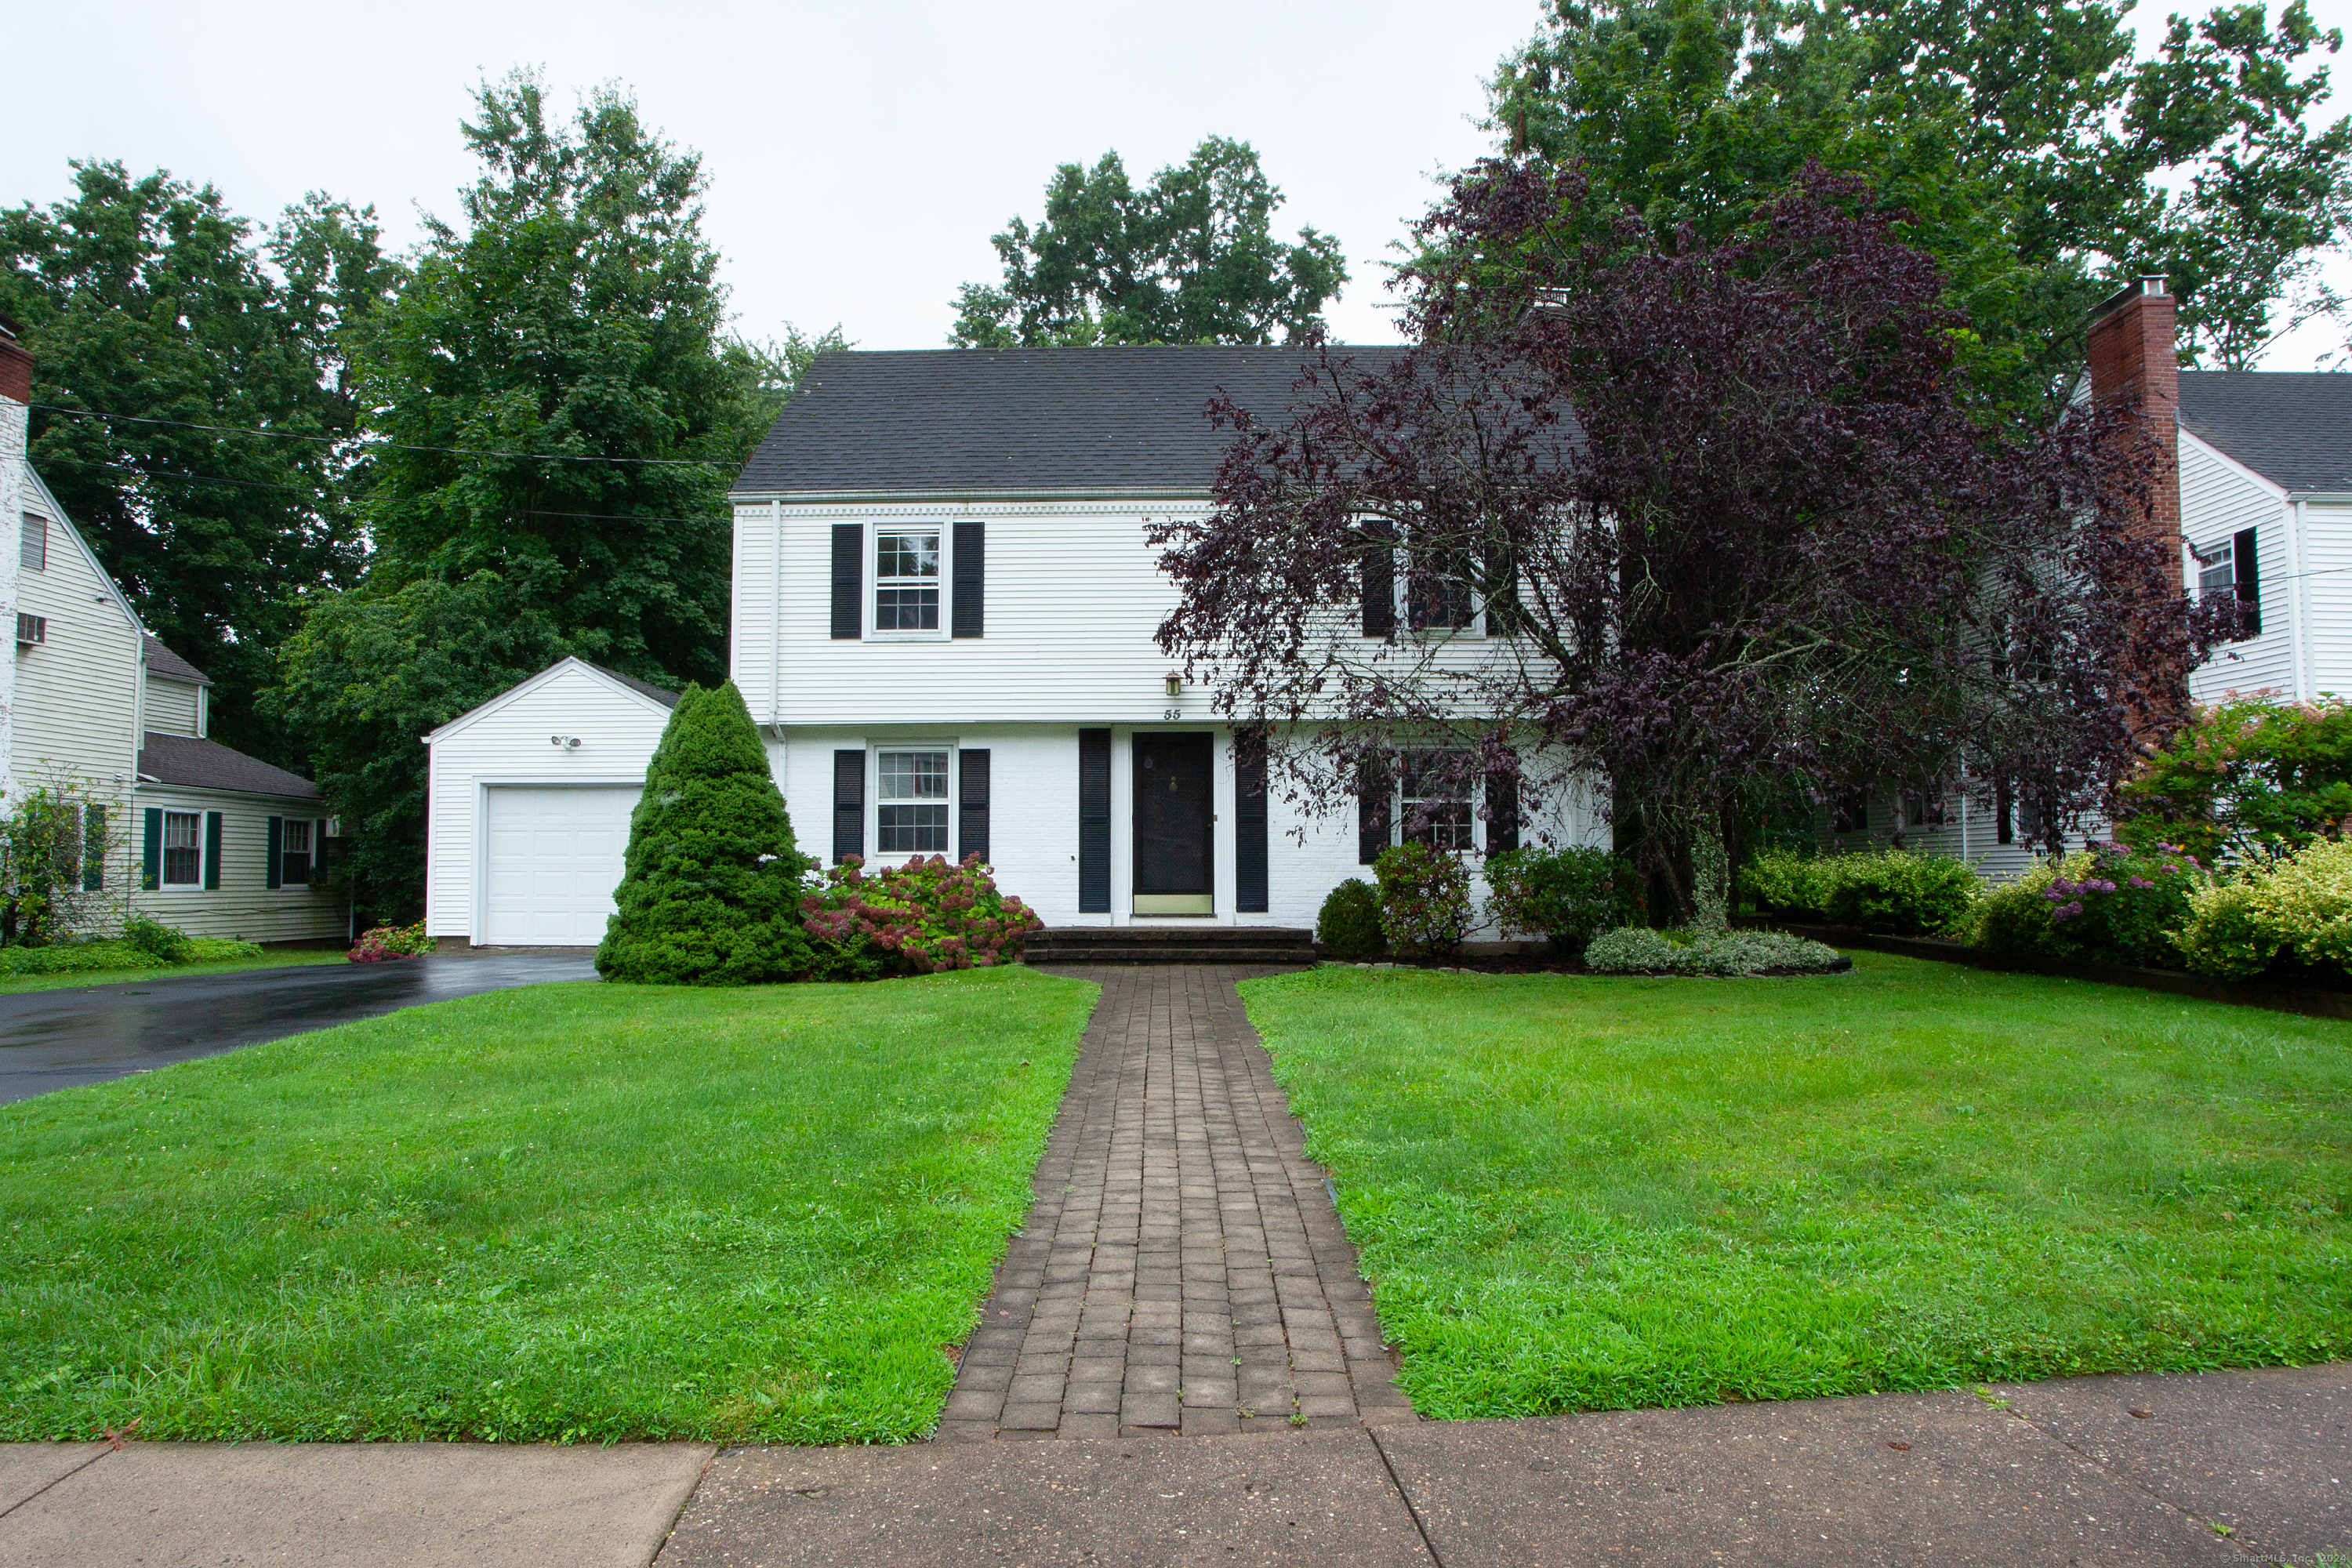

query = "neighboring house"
[0,320,348,942]
[425,347,1605,945]
[1824,278,2352,870]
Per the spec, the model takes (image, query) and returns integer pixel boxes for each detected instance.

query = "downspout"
[2288,496,2313,702]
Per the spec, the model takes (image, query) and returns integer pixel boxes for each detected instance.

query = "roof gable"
[730,346,1411,498]
[421,656,681,746]
[2177,372,2352,492]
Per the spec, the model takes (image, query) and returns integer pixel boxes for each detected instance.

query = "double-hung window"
[874,528,942,632]
[1403,547,1478,633]
[2197,539,2236,601]
[280,818,313,887]
[162,811,202,889]
[876,750,950,855]
[1399,750,1477,851]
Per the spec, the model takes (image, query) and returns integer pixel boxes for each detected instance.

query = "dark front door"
[1134,732,1214,914]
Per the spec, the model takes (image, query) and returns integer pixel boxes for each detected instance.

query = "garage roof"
[422,656,683,746]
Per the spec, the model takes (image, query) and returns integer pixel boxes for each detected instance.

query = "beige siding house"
[1,321,348,942]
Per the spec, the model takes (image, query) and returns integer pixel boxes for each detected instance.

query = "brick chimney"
[0,318,31,407]
[2083,276,2182,591]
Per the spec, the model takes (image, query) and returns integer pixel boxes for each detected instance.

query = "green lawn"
[1241,955,2352,1420]
[0,966,1094,1443]
[0,949,347,995]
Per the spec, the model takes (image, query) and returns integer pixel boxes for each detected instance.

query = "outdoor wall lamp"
[549,735,582,750]
[1165,671,1183,699]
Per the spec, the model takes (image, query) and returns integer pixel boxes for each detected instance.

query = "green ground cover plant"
[1241,956,2352,1419]
[0,965,1094,1443]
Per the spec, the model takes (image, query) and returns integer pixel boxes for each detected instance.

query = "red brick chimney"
[0,318,31,407]
[2084,276,2182,591]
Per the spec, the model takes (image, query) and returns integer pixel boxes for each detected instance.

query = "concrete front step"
[1025,948,1314,966]
[1023,926,1317,967]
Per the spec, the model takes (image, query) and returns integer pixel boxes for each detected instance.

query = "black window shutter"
[952,521,985,639]
[1360,538,1395,637]
[1236,734,1269,913]
[266,815,283,889]
[142,808,162,890]
[832,750,866,864]
[314,818,330,885]
[203,811,223,890]
[1356,754,1392,866]
[1078,728,1111,913]
[1994,783,2014,846]
[959,749,991,866]
[1486,761,1520,854]
[829,524,863,640]
[1483,539,1521,636]
[82,805,104,891]
[2233,526,2261,637]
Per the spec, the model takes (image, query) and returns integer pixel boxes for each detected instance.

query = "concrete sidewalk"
[8,1365,2339,1566]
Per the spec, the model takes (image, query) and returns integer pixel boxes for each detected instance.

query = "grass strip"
[1241,955,2352,1418]
[0,965,1094,1443]
[0,949,348,995]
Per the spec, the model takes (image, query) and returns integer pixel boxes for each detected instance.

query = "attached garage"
[422,659,681,949]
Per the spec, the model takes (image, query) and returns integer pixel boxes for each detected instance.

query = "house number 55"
[1163,708,1183,720]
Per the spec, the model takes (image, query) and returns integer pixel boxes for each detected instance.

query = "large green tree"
[0,164,397,759]
[950,137,1348,347]
[1482,0,2350,409]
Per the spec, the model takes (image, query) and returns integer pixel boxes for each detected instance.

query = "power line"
[30,403,735,468]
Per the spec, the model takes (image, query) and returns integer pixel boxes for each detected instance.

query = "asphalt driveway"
[0,953,597,1104]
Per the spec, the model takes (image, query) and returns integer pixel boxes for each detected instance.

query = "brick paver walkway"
[937,965,1411,1442]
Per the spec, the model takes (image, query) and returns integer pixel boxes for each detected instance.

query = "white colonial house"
[423,347,1604,945]
[0,321,349,943]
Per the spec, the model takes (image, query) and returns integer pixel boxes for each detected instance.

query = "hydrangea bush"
[2038,841,2209,969]
[1373,842,1475,957]
[349,920,432,963]
[800,853,1043,978]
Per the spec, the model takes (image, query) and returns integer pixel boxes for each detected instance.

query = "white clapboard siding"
[132,791,347,942]
[143,673,201,738]
[775,723,1605,930]
[2181,433,2298,704]
[425,662,676,940]
[13,502,141,894]
[2301,500,2352,697]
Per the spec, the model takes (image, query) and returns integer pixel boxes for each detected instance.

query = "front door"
[1133,732,1214,915]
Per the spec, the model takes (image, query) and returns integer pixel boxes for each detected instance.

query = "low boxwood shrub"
[1374,842,1474,957]
[800,853,1043,977]
[1739,846,1978,936]
[2174,837,2352,981]
[1485,845,1643,956]
[1316,878,1387,960]
[1584,926,1844,976]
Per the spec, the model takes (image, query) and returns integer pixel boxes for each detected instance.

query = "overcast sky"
[8,0,2350,365]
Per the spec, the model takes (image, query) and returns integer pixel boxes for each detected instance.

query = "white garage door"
[481,785,641,946]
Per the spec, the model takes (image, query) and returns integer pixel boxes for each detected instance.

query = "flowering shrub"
[800,853,1042,978]
[1584,926,1843,975]
[2117,695,2352,860]
[1374,841,1474,957]
[2174,837,2352,982]
[1316,878,1387,960]
[1740,845,1978,936]
[349,920,431,963]
[2038,841,2211,969]
[1485,845,1643,956]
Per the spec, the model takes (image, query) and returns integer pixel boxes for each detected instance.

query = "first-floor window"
[162,811,201,888]
[875,528,941,631]
[876,750,949,854]
[281,818,313,887]
[1400,750,1476,851]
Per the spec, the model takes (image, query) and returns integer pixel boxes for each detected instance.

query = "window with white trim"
[162,811,201,888]
[874,528,942,632]
[20,516,46,572]
[2195,538,2235,600]
[281,818,313,887]
[876,750,950,855]
[1399,750,1477,851]
[1402,547,1478,633]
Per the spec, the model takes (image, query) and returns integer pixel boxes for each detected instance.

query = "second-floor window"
[162,811,201,888]
[875,529,941,632]
[281,818,313,887]
[876,750,950,854]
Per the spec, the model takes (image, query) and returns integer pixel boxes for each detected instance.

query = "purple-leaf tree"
[1152,162,2226,922]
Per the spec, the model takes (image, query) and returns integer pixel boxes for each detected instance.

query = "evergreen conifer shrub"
[596,682,815,985]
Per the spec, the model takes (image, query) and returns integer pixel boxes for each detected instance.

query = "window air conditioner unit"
[15,613,45,646]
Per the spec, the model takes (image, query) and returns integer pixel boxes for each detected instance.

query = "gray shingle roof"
[2178,372,2352,492]
[142,635,211,686]
[731,347,1411,496]
[140,732,319,800]
[587,662,680,708]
